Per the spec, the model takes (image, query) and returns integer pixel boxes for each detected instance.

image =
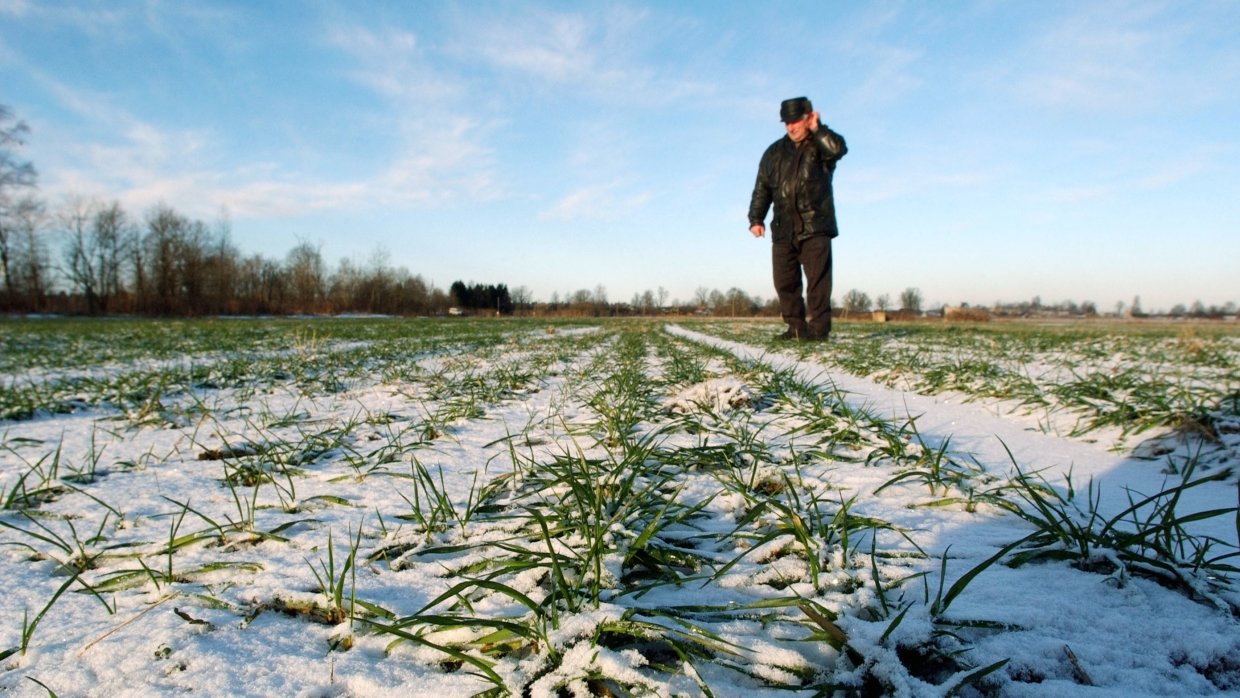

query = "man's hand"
[808,111,820,132]
[750,224,765,238]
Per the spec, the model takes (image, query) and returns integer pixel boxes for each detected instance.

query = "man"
[748,96,847,341]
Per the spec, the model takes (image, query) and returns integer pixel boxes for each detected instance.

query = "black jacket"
[748,126,847,243]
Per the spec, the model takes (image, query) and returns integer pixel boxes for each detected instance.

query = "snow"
[1,321,1236,696]
[665,377,758,414]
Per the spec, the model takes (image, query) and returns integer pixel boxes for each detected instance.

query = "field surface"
[0,317,1237,697]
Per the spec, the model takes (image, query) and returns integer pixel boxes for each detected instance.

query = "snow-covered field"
[1,317,1236,697]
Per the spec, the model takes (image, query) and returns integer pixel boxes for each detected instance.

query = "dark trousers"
[772,235,832,337]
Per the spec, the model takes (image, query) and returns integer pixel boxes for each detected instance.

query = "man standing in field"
[748,96,847,341]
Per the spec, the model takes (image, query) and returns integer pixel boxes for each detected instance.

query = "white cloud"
[32,80,469,221]
[327,25,455,103]
[481,12,592,82]
[461,6,632,84]
[19,6,714,227]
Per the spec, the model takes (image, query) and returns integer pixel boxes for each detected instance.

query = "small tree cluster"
[545,286,612,317]
[836,287,924,316]
[1168,301,1238,319]
[449,281,513,315]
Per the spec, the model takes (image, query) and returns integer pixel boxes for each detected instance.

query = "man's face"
[785,114,812,143]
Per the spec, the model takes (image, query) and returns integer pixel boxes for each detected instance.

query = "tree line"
[2,104,785,319]
[0,104,933,320]
[448,281,513,315]
[0,105,463,316]
[5,195,450,316]
[6,106,1231,321]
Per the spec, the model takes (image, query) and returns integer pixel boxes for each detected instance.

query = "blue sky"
[3,0,1237,311]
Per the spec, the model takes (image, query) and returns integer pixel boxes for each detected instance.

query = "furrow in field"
[670,323,1238,545]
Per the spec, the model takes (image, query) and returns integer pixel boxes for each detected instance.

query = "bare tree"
[60,196,98,311]
[569,288,593,314]
[593,284,608,316]
[511,285,533,314]
[236,253,285,314]
[134,204,225,316]
[393,269,432,314]
[200,218,239,314]
[178,220,210,314]
[639,288,656,315]
[1,105,40,311]
[62,198,135,313]
[0,214,14,307]
[259,257,286,312]
[723,287,757,317]
[693,286,710,309]
[141,204,186,314]
[361,247,395,314]
[899,287,923,314]
[286,240,326,313]
[843,289,871,315]
[5,198,50,310]
[97,202,134,312]
[327,256,360,312]
[0,105,36,213]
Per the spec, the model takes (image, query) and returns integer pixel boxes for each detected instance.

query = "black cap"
[780,96,813,123]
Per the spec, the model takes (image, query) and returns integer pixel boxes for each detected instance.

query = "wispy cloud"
[459,6,644,86]
[24,14,508,221]
[0,0,29,17]
[1045,184,1112,204]
[29,72,226,213]
[841,44,923,109]
[35,75,489,220]
[325,23,505,205]
[446,5,716,107]
[478,11,596,82]
[1134,158,1204,190]
[844,162,997,206]
[538,181,651,222]
[327,25,461,105]
[834,7,925,109]
[1133,144,1230,190]
[1013,2,1229,113]
[3,1,150,39]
